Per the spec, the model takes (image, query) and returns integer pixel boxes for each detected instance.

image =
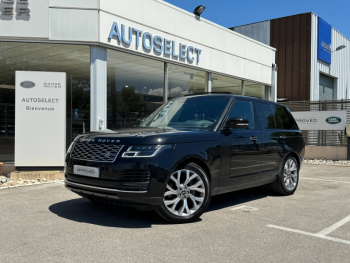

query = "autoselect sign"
[108,22,202,64]
[291,111,346,131]
[15,71,66,167]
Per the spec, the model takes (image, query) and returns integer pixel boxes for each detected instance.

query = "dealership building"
[231,12,350,102]
[0,0,276,168]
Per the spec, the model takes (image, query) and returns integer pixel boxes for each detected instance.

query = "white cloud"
[147,88,163,96]
[147,86,189,97]
[169,87,189,97]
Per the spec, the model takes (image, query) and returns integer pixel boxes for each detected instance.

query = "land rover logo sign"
[20,81,35,88]
[326,117,341,124]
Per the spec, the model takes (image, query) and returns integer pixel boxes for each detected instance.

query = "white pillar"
[90,46,107,131]
[241,80,245,96]
[271,63,278,102]
[164,62,168,102]
[206,72,212,92]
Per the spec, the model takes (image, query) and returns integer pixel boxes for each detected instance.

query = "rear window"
[255,102,275,129]
[273,105,299,130]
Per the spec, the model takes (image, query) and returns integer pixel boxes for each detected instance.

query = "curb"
[0,180,65,190]
[303,162,350,167]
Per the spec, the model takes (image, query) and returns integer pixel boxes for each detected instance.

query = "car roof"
[183,93,284,107]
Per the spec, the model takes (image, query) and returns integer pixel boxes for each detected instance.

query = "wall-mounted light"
[332,45,346,53]
[193,5,206,17]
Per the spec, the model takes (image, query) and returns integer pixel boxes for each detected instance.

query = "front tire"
[270,155,299,195]
[156,163,211,223]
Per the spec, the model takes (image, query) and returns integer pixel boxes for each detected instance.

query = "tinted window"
[228,100,255,129]
[255,102,275,129]
[140,96,230,130]
[273,105,298,130]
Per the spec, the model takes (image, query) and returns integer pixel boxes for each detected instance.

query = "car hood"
[75,127,219,145]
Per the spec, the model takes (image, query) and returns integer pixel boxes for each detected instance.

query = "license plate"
[74,165,100,178]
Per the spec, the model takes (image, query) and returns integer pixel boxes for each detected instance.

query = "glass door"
[0,87,15,162]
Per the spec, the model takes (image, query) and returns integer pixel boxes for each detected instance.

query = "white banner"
[15,71,66,167]
[291,111,347,131]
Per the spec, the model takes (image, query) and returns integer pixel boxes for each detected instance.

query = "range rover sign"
[20,81,35,88]
[291,111,346,131]
[325,117,342,124]
[15,71,66,167]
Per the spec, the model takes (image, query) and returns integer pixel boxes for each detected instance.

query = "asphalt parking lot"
[1,163,350,263]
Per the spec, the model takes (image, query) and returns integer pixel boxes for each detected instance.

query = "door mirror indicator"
[225,118,249,129]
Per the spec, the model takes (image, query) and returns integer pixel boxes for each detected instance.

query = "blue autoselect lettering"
[108,22,202,64]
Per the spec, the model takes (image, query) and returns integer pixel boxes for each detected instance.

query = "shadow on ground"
[208,186,275,212]
[49,186,275,228]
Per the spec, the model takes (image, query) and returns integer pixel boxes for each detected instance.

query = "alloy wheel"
[284,159,298,191]
[163,169,206,217]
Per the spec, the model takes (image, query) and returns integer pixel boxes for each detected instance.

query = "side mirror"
[225,118,249,130]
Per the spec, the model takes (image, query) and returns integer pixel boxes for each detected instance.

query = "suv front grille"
[70,142,124,162]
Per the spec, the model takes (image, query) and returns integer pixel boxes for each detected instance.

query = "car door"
[272,104,303,163]
[254,102,283,184]
[219,99,261,189]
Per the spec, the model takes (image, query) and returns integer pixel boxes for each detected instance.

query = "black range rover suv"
[65,94,305,223]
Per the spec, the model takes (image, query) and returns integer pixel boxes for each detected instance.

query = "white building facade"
[232,12,350,102]
[0,0,276,165]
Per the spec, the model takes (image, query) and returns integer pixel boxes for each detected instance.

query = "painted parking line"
[230,206,259,212]
[300,177,350,184]
[267,224,350,245]
[268,214,350,245]
[317,214,350,236]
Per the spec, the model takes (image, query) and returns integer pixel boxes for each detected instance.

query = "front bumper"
[65,179,163,210]
[64,144,178,209]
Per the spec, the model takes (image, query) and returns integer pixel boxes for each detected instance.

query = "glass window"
[168,64,206,99]
[245,81,266,99]
[228,100,255,129]
[107,49,164,129]
[0,42,90,162]
[212,74,242,95]
[140,96,230,130]
[273,105,298,130]
[255,102,275,129]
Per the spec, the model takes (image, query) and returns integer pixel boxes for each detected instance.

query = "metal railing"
[280,99,350,147]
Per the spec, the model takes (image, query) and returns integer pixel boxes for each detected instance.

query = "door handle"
[250,136,259,141]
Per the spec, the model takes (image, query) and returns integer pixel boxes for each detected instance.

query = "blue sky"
[164,0,350,38]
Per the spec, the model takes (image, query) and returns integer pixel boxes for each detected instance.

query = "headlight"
[122,145,172,158]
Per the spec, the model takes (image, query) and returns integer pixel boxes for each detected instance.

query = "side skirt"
[215,181,259,195]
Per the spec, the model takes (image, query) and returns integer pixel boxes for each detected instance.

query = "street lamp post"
[329,45,346,74]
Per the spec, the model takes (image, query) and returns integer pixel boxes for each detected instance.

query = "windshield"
[140,96,231,130]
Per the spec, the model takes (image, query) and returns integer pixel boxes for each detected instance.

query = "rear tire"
[270,155,299,195]
[156,163,211,224]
